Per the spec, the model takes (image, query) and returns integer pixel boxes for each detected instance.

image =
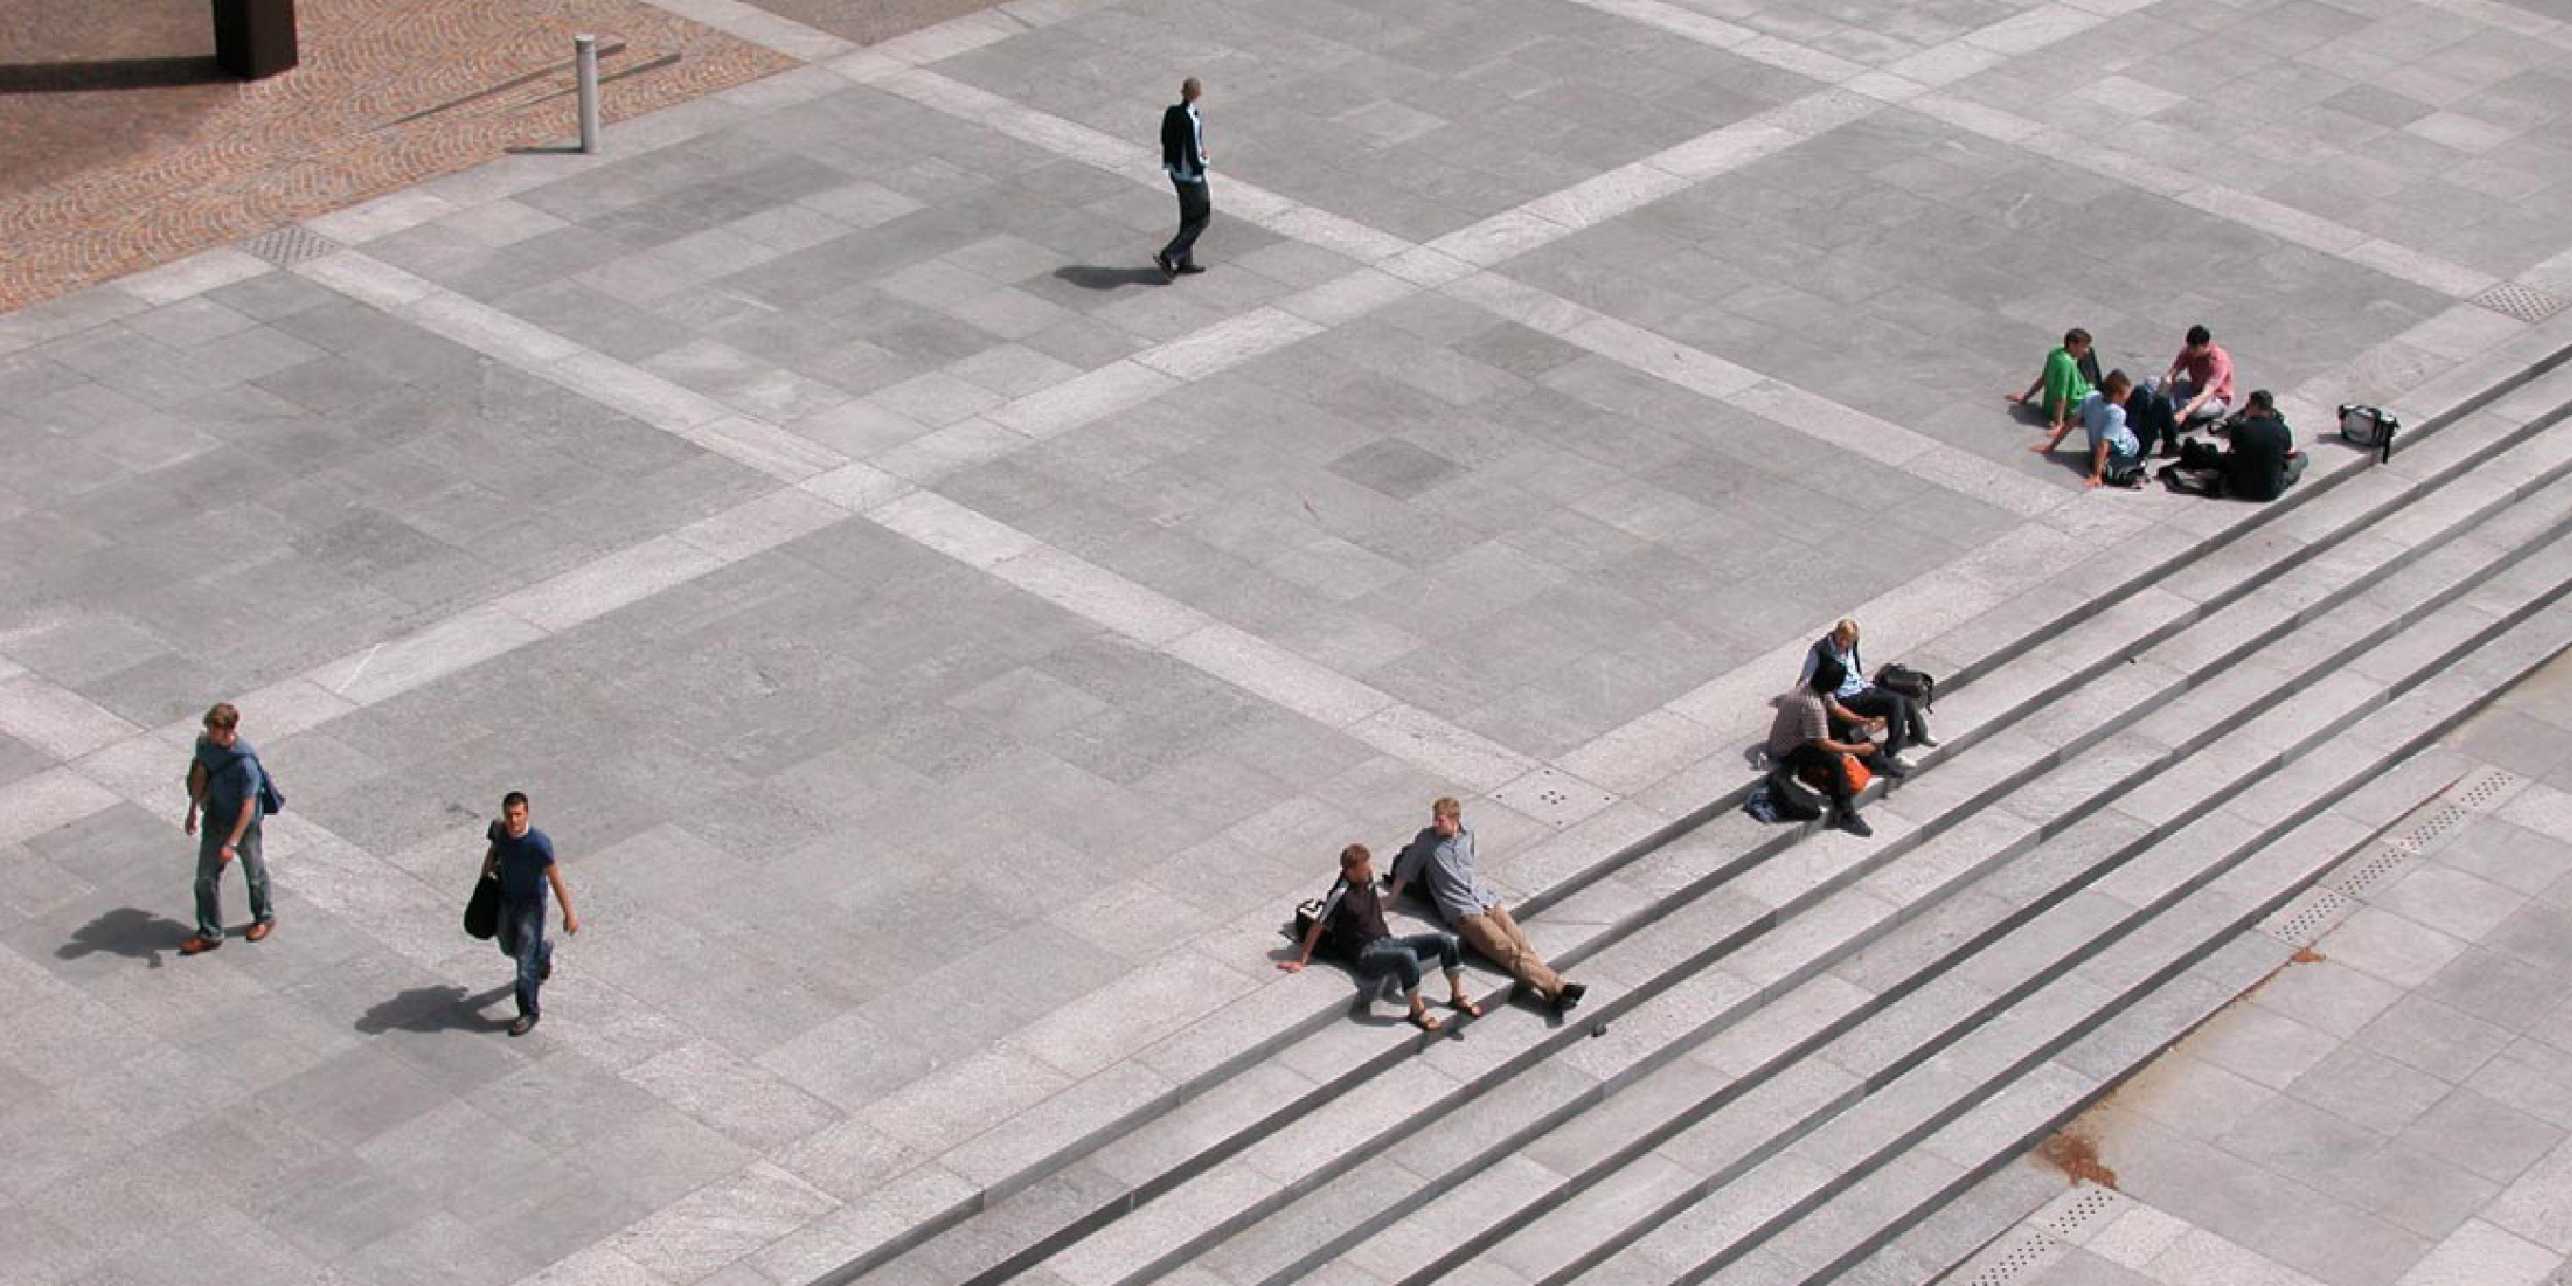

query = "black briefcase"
[464,874,502,941]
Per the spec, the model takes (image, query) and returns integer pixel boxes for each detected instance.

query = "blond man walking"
[1389,798,1587,1014]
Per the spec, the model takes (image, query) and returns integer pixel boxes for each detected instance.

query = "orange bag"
[1841,754,1872,794]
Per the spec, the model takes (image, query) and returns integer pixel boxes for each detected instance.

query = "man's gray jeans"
[194,821,272,940]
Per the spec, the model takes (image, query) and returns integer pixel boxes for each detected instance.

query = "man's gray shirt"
[1394,825,1499,926]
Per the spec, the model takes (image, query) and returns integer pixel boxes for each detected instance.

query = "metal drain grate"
[243,224,341,267]
[2328,844,2415,900]
[2033,1183,2125,1243]
[1489,767,1618,829]
[2455,767,2525,813]
[1955,1225,2069,1286]
[2474,281,2570,324]
[2387,801,2470,856]
[2258,885,2355,946]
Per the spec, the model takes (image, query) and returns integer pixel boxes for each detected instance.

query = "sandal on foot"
[1407,1009,1443,1032]
[1449,996,1483,1018]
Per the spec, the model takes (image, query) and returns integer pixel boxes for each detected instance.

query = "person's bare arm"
[217,796,254,863]
[2087,437,2110,487]
[548,865,579,934]
[1824,698,1885,733]
[1278,916,1327,972]
[184,760,207,835]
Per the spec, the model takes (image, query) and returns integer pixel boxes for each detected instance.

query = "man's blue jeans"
[193,822,271,941]
[1356,932,1461,995]
[496,898,552,1018]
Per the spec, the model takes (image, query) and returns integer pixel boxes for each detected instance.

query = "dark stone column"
[211,0,299,79]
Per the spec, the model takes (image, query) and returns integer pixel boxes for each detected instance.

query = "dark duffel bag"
[464,873,502,941]
[1876,663,1935,711]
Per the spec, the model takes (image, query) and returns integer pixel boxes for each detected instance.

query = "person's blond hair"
[1432,797,1461,820]
[203,702,240,732]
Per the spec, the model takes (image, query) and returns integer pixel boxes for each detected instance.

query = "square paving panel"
[1326,439,1464,501]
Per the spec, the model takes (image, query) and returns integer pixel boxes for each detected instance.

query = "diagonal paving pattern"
[1,0,2569,1281]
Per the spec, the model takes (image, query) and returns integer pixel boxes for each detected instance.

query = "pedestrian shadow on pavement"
[58,908,193,969]
[1055,265,1168,291]
[0,57,229,93]
[356,984,515,1036]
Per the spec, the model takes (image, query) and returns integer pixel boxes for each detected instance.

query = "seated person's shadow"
[59,908,193,968]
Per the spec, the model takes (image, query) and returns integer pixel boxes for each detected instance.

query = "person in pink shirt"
[2161,324,2234,428]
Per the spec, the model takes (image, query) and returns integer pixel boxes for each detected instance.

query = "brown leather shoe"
[179,936,221,955]
[245,920,274,943]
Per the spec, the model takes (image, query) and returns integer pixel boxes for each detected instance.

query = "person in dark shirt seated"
[1281,843,1479,1031]
[2219,389,2306,501]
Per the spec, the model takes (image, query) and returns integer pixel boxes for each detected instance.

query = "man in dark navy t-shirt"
[481,791,578,1036]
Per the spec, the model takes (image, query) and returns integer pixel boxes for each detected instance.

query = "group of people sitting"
[2016,324,2307,500]
[1281,797,1588,1032]
[1765,619,1934,838]
[1281,623,1938,1028]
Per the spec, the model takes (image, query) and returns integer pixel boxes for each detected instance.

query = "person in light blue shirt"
[1797,619,1932,770]
[2034,369,2142,488]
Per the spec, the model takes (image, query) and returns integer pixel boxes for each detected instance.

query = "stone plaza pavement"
[1,0,2570,1281]
[1950,650,2572,1286]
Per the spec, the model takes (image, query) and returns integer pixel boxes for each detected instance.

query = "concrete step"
[824,359,2572,1285]
[1031,432,2572,1284]
[1280,511,2572,1286]
[1531,596,2572,1286]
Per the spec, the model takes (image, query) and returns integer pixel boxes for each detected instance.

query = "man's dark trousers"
[496,898,552,1019]
[1163,177,1209,269]
[1779,743,1859,816]
[1834,688,1922,757]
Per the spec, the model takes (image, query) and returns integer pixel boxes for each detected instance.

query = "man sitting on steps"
[1282,843,1480,1032]
[1798,618,1932,775]
[1769,658,1883,838]
[2033,369,2144,489]
[1388,797,1588,1016]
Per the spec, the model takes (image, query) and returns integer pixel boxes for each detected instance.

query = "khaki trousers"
[1455,904,1562,999]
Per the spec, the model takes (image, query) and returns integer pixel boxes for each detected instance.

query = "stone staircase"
[817,350,2572,1286]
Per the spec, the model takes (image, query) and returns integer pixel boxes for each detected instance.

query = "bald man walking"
[1155,77,1211,278]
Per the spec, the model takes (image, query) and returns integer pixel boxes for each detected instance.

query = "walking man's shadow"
[1054,265,1168,291]
[356,984,514,1035]
[59,908,192,969]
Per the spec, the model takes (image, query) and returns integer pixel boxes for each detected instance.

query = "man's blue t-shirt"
[2078,391,2139,461]
[488,823,557,906]
[194,737,265,827]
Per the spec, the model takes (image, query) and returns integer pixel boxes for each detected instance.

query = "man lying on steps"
[1388,797,1588,1016]
[1281,843,1480,1032]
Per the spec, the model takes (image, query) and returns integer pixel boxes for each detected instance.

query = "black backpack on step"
[1876,664,1935,711]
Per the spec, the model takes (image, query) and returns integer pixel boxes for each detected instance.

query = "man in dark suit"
[1156,77,1210,278]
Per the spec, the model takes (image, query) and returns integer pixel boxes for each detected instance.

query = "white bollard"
[575,34,601,154]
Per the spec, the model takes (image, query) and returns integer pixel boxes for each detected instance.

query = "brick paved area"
[0,0,795,311]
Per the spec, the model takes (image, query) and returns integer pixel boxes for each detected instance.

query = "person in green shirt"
[2012,328,2099,437]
